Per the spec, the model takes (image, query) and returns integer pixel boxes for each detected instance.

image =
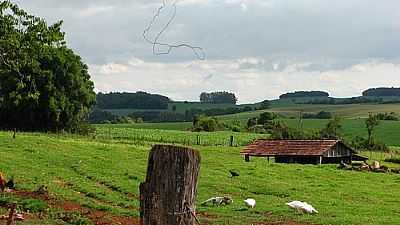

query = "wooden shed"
[241,139,359,164]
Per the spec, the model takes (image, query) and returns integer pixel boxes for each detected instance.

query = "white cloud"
[78,5,114,17]
[90,57,400,103]
[97,63,129,75]
[240,3,248,12]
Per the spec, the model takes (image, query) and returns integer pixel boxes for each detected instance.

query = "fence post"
[196,135,200,145]
[140,145,201,225]
[229,136,234,147]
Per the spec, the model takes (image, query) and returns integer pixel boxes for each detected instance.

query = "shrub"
[270,121,319,140]
[258,100,271,110]
[192,115,222,132]
[350,136,389,151]
[302,111,333,119]
[258,112,278,125]
[375,112,399,121]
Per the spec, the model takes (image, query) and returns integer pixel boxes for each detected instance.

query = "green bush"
[192,115,222,132]
[54,212,92,225]
[350,136,389,151]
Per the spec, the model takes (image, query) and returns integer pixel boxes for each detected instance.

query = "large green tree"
[0,1,95,131]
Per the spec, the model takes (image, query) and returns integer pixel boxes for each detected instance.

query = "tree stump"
[140,145,201,225]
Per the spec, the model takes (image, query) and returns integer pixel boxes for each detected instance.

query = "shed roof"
[241,139,353,156]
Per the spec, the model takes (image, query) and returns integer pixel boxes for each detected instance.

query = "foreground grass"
[1,131,400,224]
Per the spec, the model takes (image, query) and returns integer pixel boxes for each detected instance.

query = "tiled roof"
[241,139,342,156]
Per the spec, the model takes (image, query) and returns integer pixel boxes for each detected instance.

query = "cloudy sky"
[16,0,400,103]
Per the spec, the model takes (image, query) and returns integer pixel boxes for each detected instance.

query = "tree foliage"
[362,87,400,97]
[279,91,329,99]
[319,117,342,139]
[375,112,398,121]
[365,113,380,145]
[0,1,95,131]
[302,111,333,119]
[96,92,170,109]
[258,100,270,110]
[192,115,222,132]
[199,91,237,104]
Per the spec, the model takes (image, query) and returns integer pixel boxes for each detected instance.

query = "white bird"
[286,201,318,214]
[244,198,256,208]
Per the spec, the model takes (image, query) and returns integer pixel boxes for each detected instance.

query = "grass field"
[121,118,400,146]
[1,131,400,224]
[94,125,267,147]
[218,103,400,121]
[103,101,400,119]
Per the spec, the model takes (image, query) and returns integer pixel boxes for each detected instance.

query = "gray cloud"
[17,0,400,63]
[13,0,400,102]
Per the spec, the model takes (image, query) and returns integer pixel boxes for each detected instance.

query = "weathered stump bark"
[140,145,201,225]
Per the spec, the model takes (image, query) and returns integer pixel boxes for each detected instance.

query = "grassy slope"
[115,103,400,146]
[218,103,400,121]
[1,131,400,224]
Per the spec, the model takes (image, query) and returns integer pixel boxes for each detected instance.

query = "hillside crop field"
[1,131,400,225]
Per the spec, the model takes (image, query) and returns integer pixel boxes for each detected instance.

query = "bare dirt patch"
[5,189,139,225]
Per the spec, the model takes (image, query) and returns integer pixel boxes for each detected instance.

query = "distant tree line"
[363,87,400,97]
[96,92,170,109]
[303,97,393,105]
[200,91,237,104]
[279,91,329,99]
[89,106,255,123]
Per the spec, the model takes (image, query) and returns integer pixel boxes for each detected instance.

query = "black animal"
[5,177,14,189]
[229,170,239,178]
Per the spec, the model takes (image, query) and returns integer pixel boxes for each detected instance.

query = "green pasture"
[1,131,400,224]
[118,118,400,146]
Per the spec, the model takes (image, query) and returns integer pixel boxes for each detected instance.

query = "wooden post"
[245,154,250,162]
[196,135,200,145]
[140,145,201,225]
[319,156,323,165]
[229,136,234,147]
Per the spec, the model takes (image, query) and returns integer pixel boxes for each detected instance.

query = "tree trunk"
[140,145,201,225]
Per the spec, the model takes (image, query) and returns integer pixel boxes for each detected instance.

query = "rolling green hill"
[218,103,400,121]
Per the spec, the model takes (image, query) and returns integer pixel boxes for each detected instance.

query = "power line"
[143,0,205,60]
